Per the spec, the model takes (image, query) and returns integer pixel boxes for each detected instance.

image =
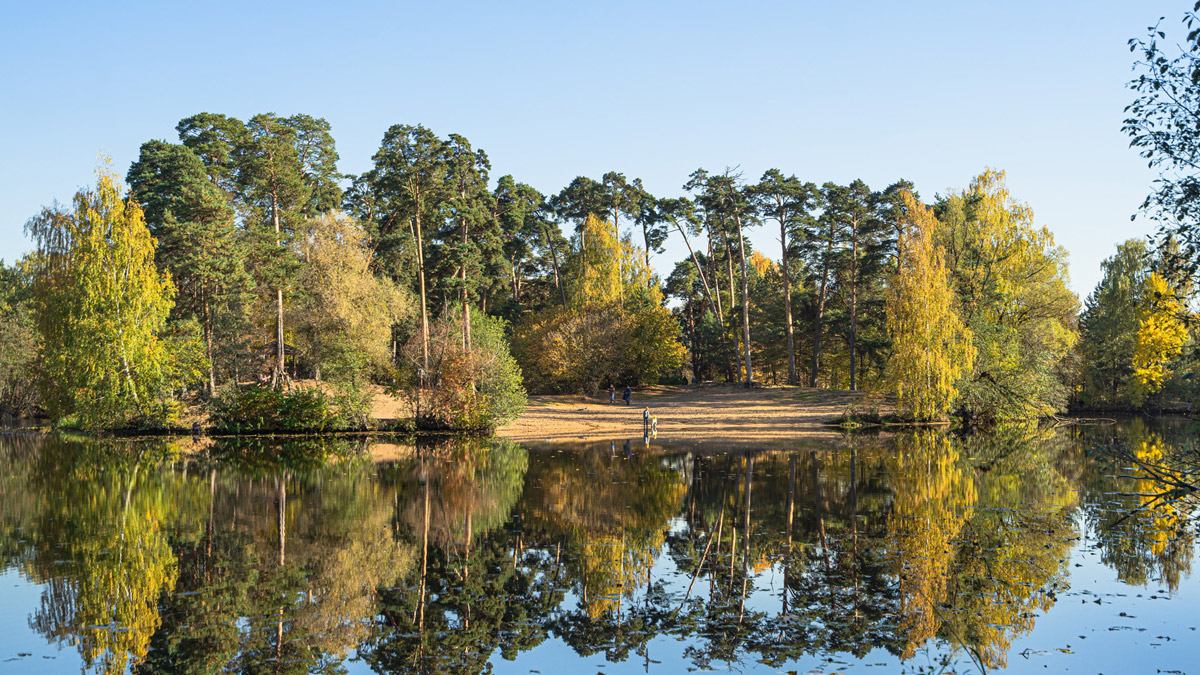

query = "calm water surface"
[0,420,1198,674]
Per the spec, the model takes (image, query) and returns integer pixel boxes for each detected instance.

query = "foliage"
[25,167,191,428]
[0,258,39,416]
[405,313,527,430]
[514,213,685,393]
[291,211,411,384]
[1076,239,1151,408]
[126,139,247,393]
[885,191,975,420]
[935,170,1078,421]
[513,300,685,394]
[1124,4,1200,278]
[1130,272,1189,403]
[209,384,369,432]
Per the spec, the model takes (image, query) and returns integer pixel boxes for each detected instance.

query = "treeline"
[0,112,1091,427]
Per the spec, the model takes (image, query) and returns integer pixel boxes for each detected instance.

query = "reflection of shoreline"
[2,420,1197,675]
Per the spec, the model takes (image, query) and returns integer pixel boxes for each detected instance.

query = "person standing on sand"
[623,386,632,405]
[643,407,650,434]
[608,383,615,404]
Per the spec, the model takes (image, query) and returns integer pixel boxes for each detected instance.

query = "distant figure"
[651,416,658,434]
[608,383,615,404]
[623,386,632,405]
[643,407,650,433]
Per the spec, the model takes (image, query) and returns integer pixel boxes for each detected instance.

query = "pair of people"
[608,384,632,405]
[642,407,657,434]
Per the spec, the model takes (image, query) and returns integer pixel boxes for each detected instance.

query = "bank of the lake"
[496,383,877,444]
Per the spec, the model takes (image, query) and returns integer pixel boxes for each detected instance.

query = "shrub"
[404,313,527,431]
[210,384,368,433]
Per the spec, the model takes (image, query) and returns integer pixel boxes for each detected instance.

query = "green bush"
[408,313,527,431]
[210,385,369,433]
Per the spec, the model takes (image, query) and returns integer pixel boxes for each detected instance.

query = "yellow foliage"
[886,191,975,420]
[568,214,662,308]
[884,431,976,658]
[748,250,774,277]
[1130,272,1187,403]
[27,165,180,427]
[935,170,1078,419]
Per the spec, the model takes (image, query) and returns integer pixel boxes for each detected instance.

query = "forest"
[4,10,1200,433]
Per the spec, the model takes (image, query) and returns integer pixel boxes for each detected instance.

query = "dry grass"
[496,383,878,445]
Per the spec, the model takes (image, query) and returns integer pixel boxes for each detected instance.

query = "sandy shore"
[496,383,874,447]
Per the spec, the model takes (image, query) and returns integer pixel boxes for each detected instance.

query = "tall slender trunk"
[414,209,430,378]
[734,215,753,386]
[721,231,743,382]
[810,230,833,387]
[204,298,215,394]
[642,220,654,289]
[460,194,472,352]
[849,224,859,391]
[674,220,721,322]
[779,209,797,385]
[707,228,724,320]
[271,195,285,388]
[546,229,567,306]
[461,257,471,351]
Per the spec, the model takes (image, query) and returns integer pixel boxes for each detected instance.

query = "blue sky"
[0,0,1176,296]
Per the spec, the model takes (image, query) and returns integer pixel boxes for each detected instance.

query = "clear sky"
[0,0,1177,297]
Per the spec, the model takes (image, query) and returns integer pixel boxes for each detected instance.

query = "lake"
[0,419,1197,674]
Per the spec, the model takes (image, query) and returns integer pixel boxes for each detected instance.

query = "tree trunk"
[734,215,753,386]
[849,223,859,391]
[271,194,286,389]
[414,210,430,378]
[780,209,797,385]
[642,221,654,289]
[675,220,721,322]
[722,231,742,382]
[460,199,472,352]
[204,298,215,395]
[810,232,833,387]
[546,229,567,306]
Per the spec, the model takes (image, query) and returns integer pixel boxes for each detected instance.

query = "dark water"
[0,420,1198,674]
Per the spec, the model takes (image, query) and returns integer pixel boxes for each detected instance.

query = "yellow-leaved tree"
[25,166,185,428]
[886,191,975,420]
[1130,272,1188,404]
[936,170,1077,420]
[513,214,685,392]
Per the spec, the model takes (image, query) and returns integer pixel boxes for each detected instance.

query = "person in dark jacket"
[623,386,632,405]
[608,383,615,404]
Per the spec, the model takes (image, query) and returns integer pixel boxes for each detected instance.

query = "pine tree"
[127,140,246,393]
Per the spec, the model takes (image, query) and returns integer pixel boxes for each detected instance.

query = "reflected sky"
[0,420,1197,674]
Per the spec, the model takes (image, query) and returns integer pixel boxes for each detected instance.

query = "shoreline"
[495,383,873,445]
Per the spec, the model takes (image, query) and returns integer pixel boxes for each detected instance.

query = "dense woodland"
[6,4,1200,429]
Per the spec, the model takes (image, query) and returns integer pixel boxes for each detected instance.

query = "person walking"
[608,383,615,404]
[623,386,632,405]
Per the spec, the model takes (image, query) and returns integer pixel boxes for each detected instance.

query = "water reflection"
[0,419,1197,673]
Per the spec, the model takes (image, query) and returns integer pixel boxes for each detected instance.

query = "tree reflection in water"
[0,419,1197,674]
